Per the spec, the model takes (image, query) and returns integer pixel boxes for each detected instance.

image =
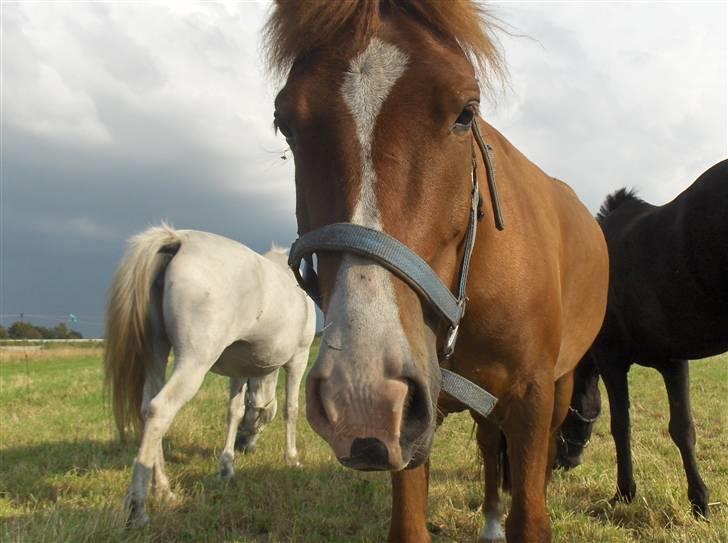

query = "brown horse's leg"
[388,462,430,543]
[503,382,553,543]
[476,419,505,543]
[659,360,709,518]
[548,372,574,485]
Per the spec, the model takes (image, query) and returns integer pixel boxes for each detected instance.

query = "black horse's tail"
[499,431,511,492]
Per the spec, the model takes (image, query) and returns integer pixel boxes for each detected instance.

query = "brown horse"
[265,1,608,542]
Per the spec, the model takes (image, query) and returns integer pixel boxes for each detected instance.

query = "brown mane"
[263,0,506,89]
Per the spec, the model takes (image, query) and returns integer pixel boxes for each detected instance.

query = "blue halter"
[288,121,502,419]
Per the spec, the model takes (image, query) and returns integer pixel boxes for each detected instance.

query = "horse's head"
[555,353,601,470]
[235,373,279,454]
[267,1,503,471]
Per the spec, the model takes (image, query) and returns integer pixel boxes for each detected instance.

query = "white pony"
[103,224,315,526]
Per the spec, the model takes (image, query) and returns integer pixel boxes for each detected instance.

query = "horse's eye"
[273,112,296,145]
[275,120,293,140]
[454,106,475,130]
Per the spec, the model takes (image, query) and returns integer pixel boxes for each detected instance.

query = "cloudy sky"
[2,1,726,338]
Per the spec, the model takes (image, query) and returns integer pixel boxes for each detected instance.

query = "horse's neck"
[602,199,657,241]
[252,256,311,325]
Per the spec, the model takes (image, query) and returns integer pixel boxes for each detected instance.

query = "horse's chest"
[210,340,287,378]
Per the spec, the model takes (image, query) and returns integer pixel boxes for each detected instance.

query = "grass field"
[1,345,726,542]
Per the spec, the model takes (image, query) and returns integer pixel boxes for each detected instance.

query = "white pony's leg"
[140,339,173,499]
[283,349,307,467]
[125,360,208,527]
[236,371,279,454]
[219,377,247,480]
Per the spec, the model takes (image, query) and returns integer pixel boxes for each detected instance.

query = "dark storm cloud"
[3,119,296,337]
[2,2,292,336]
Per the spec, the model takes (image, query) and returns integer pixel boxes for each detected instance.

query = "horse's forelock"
[263,0,506,90]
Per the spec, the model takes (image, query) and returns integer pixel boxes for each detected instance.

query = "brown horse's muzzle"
[306,349,436,471]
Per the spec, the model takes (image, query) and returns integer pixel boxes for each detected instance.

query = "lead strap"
[472,121,505,231]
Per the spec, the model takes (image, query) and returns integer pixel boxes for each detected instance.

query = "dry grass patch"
[0,346,104,363]
[0,351,725,542]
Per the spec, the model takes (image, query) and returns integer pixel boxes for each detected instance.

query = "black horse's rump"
[556,159,728,518]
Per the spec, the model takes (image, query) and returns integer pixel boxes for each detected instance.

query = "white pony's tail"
[103,223,182,440]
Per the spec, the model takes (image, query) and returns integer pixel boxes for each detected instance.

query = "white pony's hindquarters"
[118,227,316,526]
[104,223,182,439]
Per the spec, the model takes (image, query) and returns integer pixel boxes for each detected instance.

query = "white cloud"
[486,2,726,211]
[3,1,287,200]
[6,2,723,213]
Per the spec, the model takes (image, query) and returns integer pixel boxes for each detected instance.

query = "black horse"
[556,159,728,518]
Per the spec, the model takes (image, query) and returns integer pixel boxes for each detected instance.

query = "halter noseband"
[288,121,503,419]
[568,405,600,424]
[559,406,600,451]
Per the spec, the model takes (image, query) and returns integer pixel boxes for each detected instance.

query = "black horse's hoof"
[610,484,636,506]
[691,500,710,520]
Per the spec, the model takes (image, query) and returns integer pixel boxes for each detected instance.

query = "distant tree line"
[0,321,83,340]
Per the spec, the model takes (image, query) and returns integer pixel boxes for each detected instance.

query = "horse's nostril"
[401,377,430,440]
[349,437,389,467]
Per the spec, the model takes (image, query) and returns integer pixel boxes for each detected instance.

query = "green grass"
[1,347,726,542]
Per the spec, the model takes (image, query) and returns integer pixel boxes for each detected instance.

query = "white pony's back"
[161,229,315,377]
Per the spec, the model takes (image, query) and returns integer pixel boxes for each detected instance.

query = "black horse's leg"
[601,366,637,504]
[659,360,709,518]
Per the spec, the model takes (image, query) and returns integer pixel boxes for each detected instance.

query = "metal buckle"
[441,323,460,360]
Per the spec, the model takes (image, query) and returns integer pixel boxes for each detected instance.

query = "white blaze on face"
[321,38,411,379]
[342,38,408,227]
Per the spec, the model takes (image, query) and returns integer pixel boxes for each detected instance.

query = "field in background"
[1,346,726,542]
[0,342,103,363]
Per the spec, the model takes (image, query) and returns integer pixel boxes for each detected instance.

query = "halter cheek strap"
[473,120,505,231]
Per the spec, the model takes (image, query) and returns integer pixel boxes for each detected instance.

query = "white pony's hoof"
[478,517,506,543]
[152,482,177,501]
[285,453,302,468]
[157,489,178,503]
[220,464,235,480]
[127,512,149,529]
[124,495,149,528]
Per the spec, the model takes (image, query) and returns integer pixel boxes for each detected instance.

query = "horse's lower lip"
[338,456,394,471]
[402,439,430,470]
